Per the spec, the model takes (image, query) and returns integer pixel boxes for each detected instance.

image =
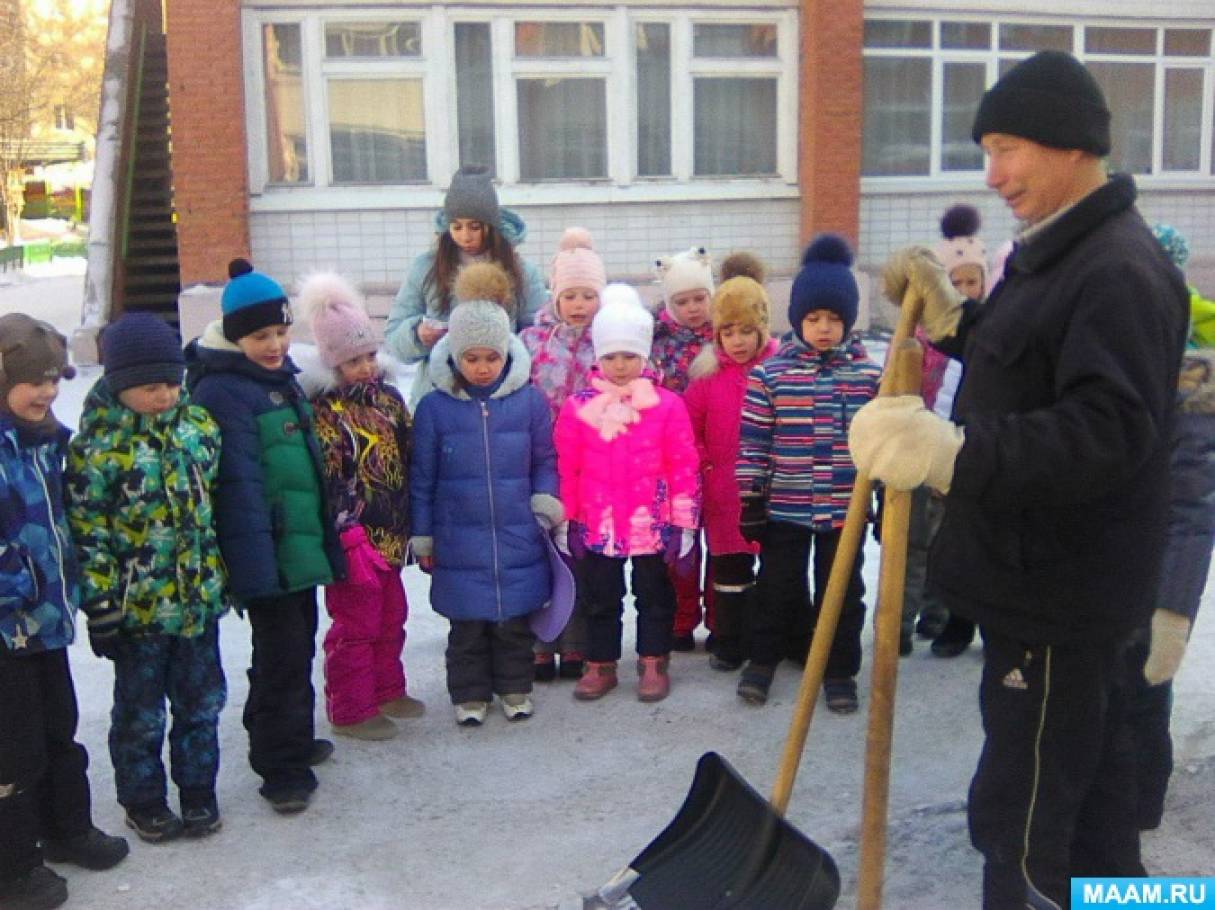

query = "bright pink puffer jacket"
[683,339,780,556]
[554,373,700,557]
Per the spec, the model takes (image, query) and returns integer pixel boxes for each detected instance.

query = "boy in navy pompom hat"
[788,234,860,345]
[735,232,881,711]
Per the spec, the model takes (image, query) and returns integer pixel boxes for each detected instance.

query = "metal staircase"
[119,27,181,321]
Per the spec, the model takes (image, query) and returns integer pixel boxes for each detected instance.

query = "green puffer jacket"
[66,380,227,637]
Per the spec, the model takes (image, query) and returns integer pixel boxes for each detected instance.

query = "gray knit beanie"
[444,166,500,228]
[447,301,511,361]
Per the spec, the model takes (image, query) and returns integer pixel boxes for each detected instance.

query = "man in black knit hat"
[850,51,1189,907]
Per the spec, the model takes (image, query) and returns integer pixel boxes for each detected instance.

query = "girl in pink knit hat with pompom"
[520,227,607,682]
[299,272,424,742]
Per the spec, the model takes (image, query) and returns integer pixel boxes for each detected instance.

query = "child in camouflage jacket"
[67,314,228,843]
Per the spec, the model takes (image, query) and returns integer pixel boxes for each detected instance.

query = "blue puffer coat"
[410,336,557,622]
[0,417,78,655]
[185,321,345,602]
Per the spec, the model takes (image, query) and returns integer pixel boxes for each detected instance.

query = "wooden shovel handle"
[770,287,925,816]
[857,340,923,910]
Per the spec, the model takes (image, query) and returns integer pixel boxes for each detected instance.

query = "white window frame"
[861,14,1215,193]
[241,6,799,212]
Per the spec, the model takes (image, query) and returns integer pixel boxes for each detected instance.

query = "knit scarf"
[577,376,660,441]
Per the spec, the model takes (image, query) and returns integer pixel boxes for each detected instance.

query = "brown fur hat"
[454,261,516,320]
[711,277,771,346]
[719,251,766,285]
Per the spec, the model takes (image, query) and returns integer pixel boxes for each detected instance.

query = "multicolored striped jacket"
[736,336,880,531]
[650,309,714,395]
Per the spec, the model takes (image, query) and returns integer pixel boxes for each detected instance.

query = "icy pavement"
[2,273,1212,909]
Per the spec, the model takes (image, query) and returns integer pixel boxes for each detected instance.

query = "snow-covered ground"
[3,273,1212,909]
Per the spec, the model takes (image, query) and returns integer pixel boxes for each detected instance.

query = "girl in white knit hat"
[553,286,701,703]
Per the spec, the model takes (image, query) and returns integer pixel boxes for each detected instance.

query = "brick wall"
[798,0,864,245]
[165,0,250,286]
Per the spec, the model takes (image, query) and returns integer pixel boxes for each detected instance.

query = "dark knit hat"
[971,51,1111,156]
[101,313,185,395]
[0,313,76,401]
[788,235,859,341]
[221,258,292,342]
[444,165,500,229]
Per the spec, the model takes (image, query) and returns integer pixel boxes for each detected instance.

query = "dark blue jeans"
[109,620,226,810]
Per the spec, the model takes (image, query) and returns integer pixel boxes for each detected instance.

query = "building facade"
[164,0,1215,298]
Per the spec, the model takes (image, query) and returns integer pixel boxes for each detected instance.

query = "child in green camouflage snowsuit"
[66,314,228,843]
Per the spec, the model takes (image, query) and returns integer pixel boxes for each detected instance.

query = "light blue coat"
[385,210,547,408]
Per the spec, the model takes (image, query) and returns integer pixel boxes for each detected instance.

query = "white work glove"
[849,395,965,493]
[882,246,968,342]
[553,521,571,557]
[1144,609,1192,686]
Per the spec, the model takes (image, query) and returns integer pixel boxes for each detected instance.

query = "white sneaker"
[500,694,534,721]
[454,701,488,726]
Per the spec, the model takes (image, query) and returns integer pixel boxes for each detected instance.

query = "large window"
[863,17,1215,181]
[245,9,797,197]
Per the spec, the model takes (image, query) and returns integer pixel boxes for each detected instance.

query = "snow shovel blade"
[622,752,839,909]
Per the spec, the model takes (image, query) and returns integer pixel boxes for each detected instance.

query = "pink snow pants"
[323,566,408,726]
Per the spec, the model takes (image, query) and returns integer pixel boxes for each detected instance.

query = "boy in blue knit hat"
[735,235,881,711]
[185,259,345,814]
[67,313,229,842]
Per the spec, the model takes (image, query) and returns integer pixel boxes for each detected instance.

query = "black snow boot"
[41,826,129,870]
[124,801,184,844]
[0,865,68,910]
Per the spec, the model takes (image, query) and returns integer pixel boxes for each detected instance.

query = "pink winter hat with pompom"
[550,227,607,300]
[298,272,379,369]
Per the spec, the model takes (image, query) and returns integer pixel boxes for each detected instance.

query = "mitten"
[849,395,965,493]
[739,495,768,543]
[1144,609,1191,686]
[87,610,123,661]
[340,525,386,588]
[882,246,967,341]
[531,493,565,532]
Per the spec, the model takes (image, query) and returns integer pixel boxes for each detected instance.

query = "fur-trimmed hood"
[293,342,404,398]
[427,334,533,401]
[433,207,528,246]
[688,337,779,381]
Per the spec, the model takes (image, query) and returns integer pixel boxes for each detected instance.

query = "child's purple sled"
[530,530,576,643]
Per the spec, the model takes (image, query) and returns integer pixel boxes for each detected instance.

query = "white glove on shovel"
[1143,609,1192,686]
[849,395,965,493]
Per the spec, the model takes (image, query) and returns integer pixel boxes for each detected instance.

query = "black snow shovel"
[599,295,926,910]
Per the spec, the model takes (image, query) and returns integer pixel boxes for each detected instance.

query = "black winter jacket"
[932,175,1189,644]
